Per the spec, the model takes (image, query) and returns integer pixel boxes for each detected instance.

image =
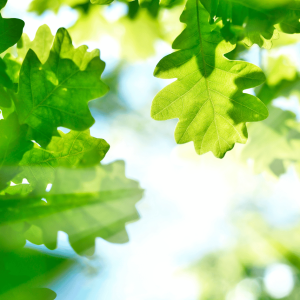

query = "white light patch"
[226,279,260,300]
[154,40,173,58]
[46,183,52,192]
[170,274,200,300]
[32,140,41,147]
[22,178,29,184]
[103,2,127,23]
[99,35,120,64]
[226,289,255,300]
[3,0,31,12]
[244,88,255,96]
[264,264,294,298]
[3,2,78,40]
[41,198,47,203]
[57,127,71,134]
[273,95,300,121]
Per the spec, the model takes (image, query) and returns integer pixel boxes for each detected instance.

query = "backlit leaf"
[17,24,54,64]
[0,161,143,255]
[14,130,110,191]
[151,0,268,158]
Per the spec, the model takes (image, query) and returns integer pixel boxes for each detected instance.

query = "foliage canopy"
[2,0,300,298]
[0,2,144,297]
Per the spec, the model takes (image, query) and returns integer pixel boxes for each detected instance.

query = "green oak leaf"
[0,57,14,90]
[0,161,143,255]
[0,57,19,118]
[0,223,30,251]
[216,0,280,49]
[2,24,55,88]
[278,1,300,34]
[200,0,219,23]
[151,0,268,158]
[0,247,71,299]
[31,161,143,254]
[17,24,54,64]
[0,113,33,191]
[0,86,13,111]
[0,184,33,250]
[15,27,109,147]
[203,0,300,49]
[242,15,279,49]
[0,15,25,54]
[13,130,110,191]
[2,54,22,85]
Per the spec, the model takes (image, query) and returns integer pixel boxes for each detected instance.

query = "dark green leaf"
[0,15,24,54]
[0,247,72,299]
[278,1,300,33]
[0,113,33,191]
[2,53,22,85]
[0,57,13,89]
[16,28,109,147]
[0,0,7,10]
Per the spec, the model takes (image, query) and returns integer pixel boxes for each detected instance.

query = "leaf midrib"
[195,0,222,153]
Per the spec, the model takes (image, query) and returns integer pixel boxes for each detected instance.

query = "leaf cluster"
[151,0,300,160]
[0,3,143,259]
[0,2,146,297]
[201,0,300,49]
[151,0,268,158]
[241,55,300,177]
[26,0,300,163]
